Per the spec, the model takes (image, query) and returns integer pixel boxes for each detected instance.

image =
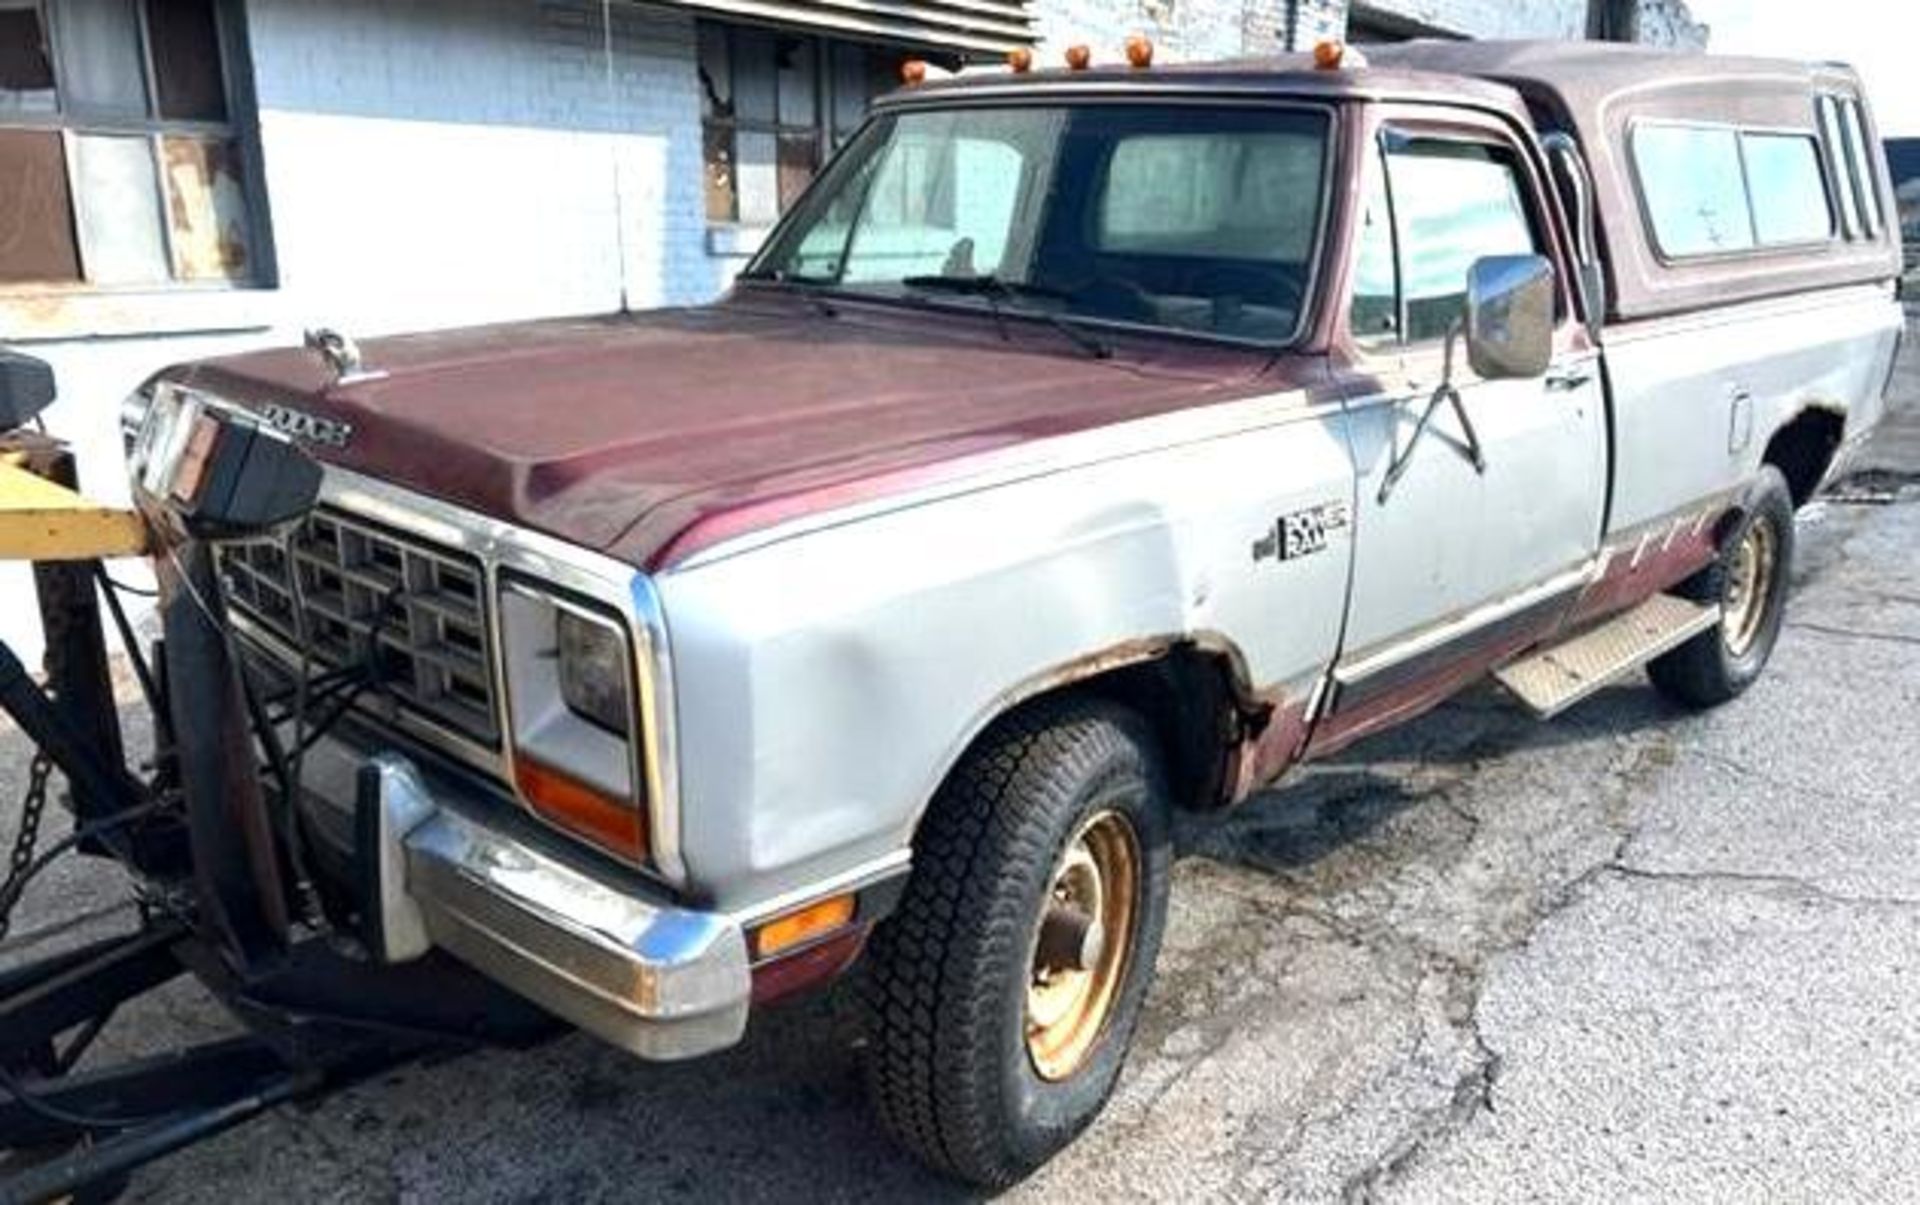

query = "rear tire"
[1647,465,1795,709]
[858,699,1172,1188]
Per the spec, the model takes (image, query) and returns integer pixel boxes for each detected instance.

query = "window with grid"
[698,21,898,226]
[0,0,264,289]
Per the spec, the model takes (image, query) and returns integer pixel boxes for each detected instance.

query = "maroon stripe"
[1304,618,1560,759]
[1566,513,1722,627]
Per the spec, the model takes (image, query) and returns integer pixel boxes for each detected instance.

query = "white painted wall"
[0,0,719,660]
[246,0,715,327]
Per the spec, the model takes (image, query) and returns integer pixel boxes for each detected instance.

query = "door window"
[1349,135,1543,349]
[1347,150,1399,350]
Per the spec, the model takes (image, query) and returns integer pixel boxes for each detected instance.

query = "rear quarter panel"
[1602,282,1901,532]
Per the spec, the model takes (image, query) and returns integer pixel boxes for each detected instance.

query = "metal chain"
[0,750,54,943]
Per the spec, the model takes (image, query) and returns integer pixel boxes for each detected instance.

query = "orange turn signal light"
[1313,39,1345,70]
[515,757,647,861]
[752,893,857,960]
[1124,34,1153,69]
[900,58,928,85]
[1064,44,1091,71]
[1008,47,1033,73]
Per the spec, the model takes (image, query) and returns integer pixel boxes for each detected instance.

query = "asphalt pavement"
[1,332,1916,1203]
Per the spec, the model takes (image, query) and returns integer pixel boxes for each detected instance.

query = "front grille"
[219,507,499,747]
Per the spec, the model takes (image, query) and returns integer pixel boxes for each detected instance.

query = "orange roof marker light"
[1064,44,1091,71]
[1312,39,1367,70]
[900,58,928,85]
[1008,47,1033,73]
[1124,34,1154,69]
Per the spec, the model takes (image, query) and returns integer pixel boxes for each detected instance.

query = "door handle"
[1544,364,1593,392]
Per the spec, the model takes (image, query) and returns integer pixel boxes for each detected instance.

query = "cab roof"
[878,40,1899,321]
[884,39,1868,139]
[879,48,1529,122]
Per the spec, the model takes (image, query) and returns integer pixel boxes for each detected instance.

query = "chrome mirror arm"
[1378,322,1487,504]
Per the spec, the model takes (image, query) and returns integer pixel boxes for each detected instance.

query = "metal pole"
[27,448,126,839]
[157,542,289,964]
[0,1073,310,1205]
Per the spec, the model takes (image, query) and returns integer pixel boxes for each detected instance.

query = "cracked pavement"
[2,336,1917,1202]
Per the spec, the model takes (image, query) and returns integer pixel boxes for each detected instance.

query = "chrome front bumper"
[304,743,749,1062]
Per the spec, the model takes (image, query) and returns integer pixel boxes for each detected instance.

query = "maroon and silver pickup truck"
[115,40,1899,1185]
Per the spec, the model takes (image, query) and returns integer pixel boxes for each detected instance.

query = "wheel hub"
[1025,810,1139,1082]
[1721,519,1776,658]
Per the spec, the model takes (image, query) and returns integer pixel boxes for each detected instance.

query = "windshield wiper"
[736,268,840,317]
[900,274,1068,300]
[899,275,1111,360]
[739,266,838,286]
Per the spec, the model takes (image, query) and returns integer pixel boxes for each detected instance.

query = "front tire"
[858,699,1172,1188]
[1647,465,1795,709]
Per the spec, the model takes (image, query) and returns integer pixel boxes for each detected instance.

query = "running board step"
[1495,594,1721,718]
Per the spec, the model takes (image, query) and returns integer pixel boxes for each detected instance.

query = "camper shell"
[1362,41,1901,322]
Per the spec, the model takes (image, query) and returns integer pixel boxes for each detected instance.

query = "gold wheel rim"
[1722,520,1777,658]
[1025,809,1140,1082]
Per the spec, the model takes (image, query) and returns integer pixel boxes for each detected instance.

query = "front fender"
[657,410,1352,911]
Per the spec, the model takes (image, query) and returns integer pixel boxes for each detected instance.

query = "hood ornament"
[304,326,387,386]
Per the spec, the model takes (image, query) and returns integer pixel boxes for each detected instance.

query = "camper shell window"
[1353,43,1901,321]
[1629,120,1833,261]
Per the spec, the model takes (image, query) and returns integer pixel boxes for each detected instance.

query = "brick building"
[0,0,1700,654]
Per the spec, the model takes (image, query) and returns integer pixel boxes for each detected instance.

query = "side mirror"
[1465,254,1554,380]
[0,350,56,431]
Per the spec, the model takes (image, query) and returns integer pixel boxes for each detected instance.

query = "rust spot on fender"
[1018,636,1185,697]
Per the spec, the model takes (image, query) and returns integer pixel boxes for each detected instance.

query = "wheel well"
[994,645,1246,815]
[1763,408,1845,507]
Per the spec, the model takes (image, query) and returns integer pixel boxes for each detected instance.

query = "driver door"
[1316,114,1606,749]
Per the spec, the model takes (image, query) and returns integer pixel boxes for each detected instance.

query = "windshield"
[747,104,1331,344]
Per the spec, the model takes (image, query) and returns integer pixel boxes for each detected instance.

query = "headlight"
[558,610,631,734]
[499,581,647,862]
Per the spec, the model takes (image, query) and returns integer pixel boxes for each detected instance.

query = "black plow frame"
[0,406,555,1203]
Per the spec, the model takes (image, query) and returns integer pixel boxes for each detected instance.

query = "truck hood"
[176,296,1295,570]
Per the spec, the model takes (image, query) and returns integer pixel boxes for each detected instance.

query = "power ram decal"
[1252,501,1351,564]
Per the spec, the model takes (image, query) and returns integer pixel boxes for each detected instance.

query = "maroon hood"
[179,295,1306,569]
